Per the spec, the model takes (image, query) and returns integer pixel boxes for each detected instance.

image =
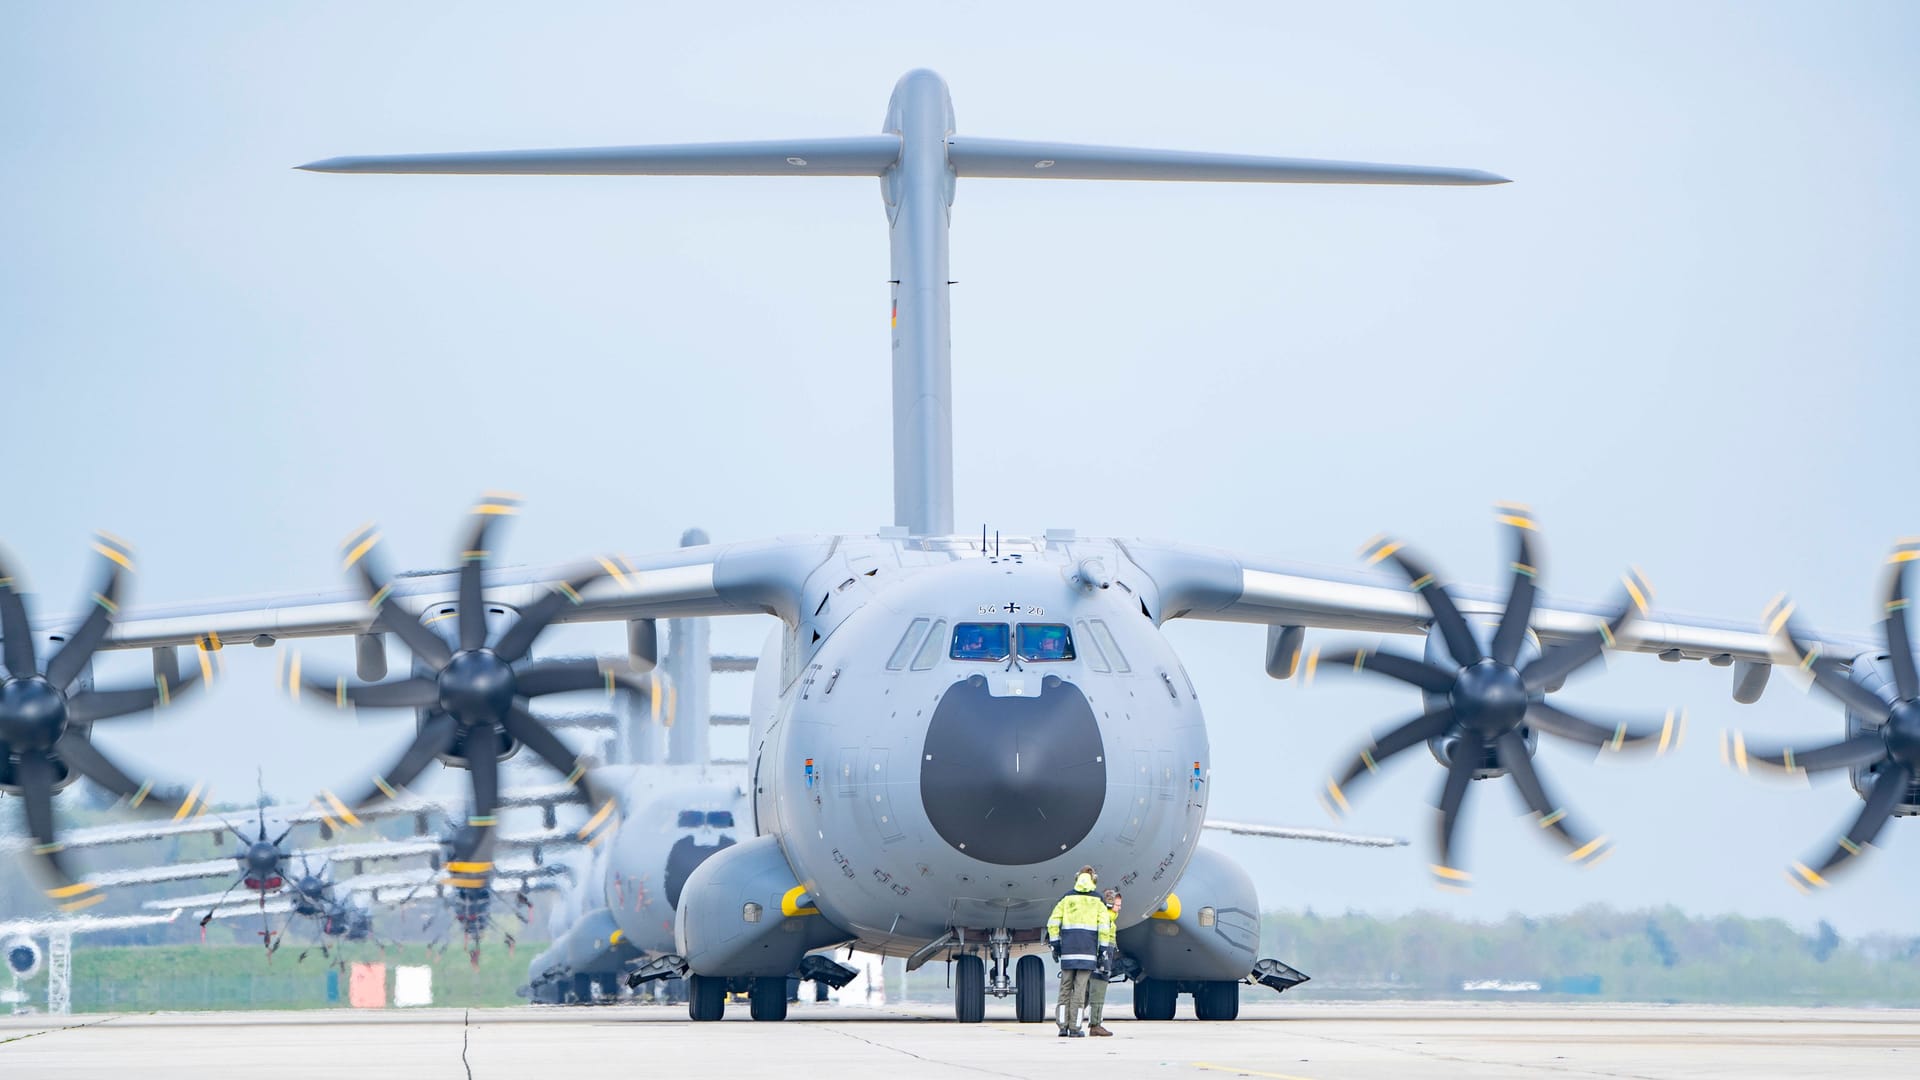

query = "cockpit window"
[1076,619,1110,672]
[706,810,735,828]
[676,810,703,828]
[950,622,1012,661]
[887,617,932,670]
[911,619,948,670]
[1016,623,1075,661]
[1088,619,1131,673]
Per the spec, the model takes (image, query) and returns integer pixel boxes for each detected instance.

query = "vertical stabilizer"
[666,528,712,766]
[299,72,1505,538]
[881,70,959,537]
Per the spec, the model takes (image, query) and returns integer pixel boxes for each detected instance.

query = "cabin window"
[1016,623,1075,662]
[676,810,703,828]
[706,810,735,828]
[949,622,1012,661]
[886,617,932,670]
[910,620,949,670]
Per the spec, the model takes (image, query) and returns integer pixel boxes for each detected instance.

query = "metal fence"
[72,974,336,1013]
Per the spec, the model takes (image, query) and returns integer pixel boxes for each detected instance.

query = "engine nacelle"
[5,936,42,980]
[1839,652,1920,816]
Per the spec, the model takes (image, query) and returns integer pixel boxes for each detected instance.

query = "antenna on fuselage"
[298,70,1506,539]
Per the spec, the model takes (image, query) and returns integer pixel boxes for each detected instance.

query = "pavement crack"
[0,1014,120,1048]
[461,1008,474,1080]
[821,1023,1032,1079]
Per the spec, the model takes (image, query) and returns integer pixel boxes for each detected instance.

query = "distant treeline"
[1264,906,1920,1006]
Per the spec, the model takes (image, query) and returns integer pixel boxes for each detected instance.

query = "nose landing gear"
[951,929,1049,1023]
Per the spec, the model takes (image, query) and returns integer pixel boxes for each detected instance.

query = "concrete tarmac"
[3,1000,1915,1079]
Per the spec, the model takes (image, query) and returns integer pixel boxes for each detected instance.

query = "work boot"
[1057,1028,1070,1037]
[1089,1024,1113,1037]
[1068,1028,1086,1038]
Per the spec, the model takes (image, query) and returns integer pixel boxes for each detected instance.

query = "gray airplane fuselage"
[740,534,1208,952]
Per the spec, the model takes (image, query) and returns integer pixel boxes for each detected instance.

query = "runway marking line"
[1190,1060,1313,1076]
[1193,1062,1316,1080]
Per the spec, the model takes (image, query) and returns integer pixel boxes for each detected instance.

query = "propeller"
[294,495,632,880]
[0,534,211,911]
[1729,540,1920,889]
[1311,505,1680,888]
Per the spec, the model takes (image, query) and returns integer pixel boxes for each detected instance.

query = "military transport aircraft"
[7,70,1897,1025]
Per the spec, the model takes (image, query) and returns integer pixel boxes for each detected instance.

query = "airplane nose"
[920,674,1106,865]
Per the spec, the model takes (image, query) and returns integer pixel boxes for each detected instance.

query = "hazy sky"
[2,3,1916,933]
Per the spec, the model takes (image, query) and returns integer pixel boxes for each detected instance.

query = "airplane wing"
[199,896,297,921]
[86,856,241,889]
[351,857,570,906]
[35,535,834,652]
[1202,821,1405,847]
[144,886,285,914]
[0,909,185,938]
[1118,537,1875,702]
[1,785,584,856]
[307,828,583,866]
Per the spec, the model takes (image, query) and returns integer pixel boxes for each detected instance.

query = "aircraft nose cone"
[920,674,1106,866]
[0,677,68,751]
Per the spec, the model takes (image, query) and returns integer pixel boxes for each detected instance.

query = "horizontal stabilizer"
[947,137,1506,185]
[299,136,901,176]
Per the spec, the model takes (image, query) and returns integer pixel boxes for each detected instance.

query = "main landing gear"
[1132,978,1239,1020]
[1131,960,1309,1021]
[684,976,794,1021]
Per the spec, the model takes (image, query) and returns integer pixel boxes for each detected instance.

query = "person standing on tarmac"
[1085,888,1121,1037]
[1046,865,1105,1038]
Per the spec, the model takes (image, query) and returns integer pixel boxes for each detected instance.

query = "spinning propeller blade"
[1315,507,1675,886]
[1738,542,1920,886]
[301,497,631,884]
[0,536,209,910]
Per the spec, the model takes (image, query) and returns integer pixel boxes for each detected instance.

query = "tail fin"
[299,69,1504,538]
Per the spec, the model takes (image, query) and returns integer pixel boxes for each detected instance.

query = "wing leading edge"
[1121,538,1873,699]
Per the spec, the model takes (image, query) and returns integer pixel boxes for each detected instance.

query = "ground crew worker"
[1046,865,1104,1037]
[1085,888,1121,1036]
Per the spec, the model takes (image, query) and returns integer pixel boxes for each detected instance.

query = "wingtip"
[296,157,357,173]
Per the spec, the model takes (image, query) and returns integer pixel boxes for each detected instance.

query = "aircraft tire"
[1013,955,1046,1023]
[1133,978,1176,1021]
[1193,980,1240,1021]
[749,977,789,1021]
[688,974,727,1021]
[953,954,986,1023]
